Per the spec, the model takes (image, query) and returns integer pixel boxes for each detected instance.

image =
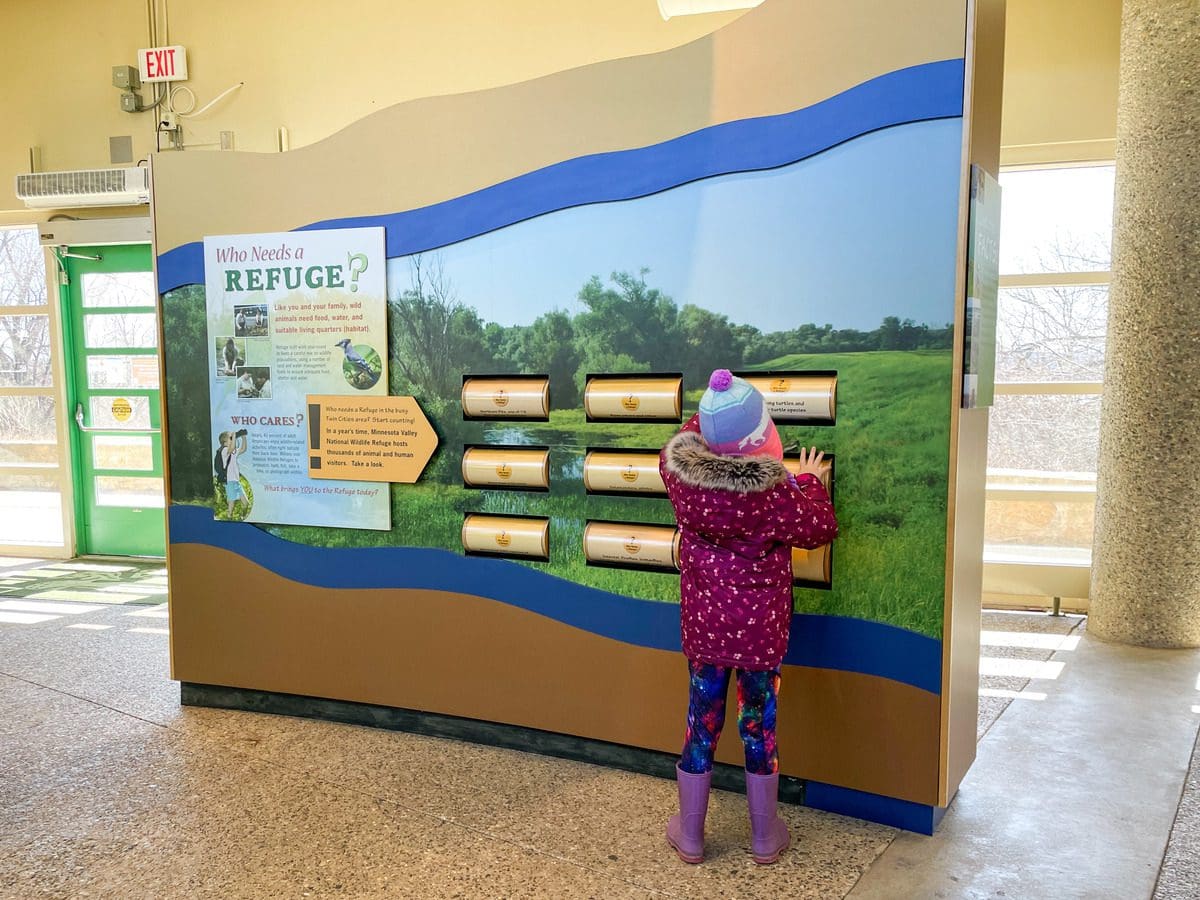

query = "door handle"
[75,403,161,435]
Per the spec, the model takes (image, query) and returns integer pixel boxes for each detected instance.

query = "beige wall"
[1,0,1123,221]
[1000,0,1121,164]
[0,0,743,221]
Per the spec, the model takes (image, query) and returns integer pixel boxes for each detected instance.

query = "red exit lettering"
[146,49,173,78]
[139,45,187,83]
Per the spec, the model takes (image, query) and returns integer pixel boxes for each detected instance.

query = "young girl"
[659,369,838,865]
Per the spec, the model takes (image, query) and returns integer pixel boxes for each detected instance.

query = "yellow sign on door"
[111,397,133,422]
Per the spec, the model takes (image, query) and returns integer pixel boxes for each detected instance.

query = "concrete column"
[1090,0,1199,648]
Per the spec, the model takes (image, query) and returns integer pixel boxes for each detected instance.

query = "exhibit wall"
[155,0,996,832]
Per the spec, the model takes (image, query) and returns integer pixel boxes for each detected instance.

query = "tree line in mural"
[389,257,953,410]
[163,262,952,502]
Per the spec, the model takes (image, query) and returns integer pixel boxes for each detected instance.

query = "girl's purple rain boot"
[666,764,711,864]
[745,770,790,864]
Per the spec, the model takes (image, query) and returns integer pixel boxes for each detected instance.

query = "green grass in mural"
[764,351,951,637]
[164,283,950,637]
[261,350,951,638]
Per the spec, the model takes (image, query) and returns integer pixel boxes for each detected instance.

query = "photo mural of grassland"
[163,267,953,640]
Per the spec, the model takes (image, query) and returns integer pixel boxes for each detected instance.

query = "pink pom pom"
[709,369,734,391]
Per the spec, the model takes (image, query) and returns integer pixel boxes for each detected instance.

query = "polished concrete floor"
[1,558,1198,899]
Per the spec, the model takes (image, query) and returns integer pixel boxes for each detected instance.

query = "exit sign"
[138,45,188,83]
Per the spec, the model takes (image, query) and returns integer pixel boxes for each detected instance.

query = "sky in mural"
[386,117,964,333]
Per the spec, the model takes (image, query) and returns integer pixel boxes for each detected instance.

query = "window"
[984,165,1114,581]
[0,227,65,549]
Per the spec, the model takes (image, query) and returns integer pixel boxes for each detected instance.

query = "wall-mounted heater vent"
[15,167,150,209]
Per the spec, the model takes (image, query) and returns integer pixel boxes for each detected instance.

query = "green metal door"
[61,244,165,557]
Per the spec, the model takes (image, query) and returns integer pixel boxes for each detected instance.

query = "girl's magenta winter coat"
[660,415,838,670]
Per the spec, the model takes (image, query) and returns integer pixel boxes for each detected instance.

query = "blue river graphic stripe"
[170,505,942,694]
[157,59,963,293]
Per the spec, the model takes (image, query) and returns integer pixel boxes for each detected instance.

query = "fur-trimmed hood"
[662,430,789,494]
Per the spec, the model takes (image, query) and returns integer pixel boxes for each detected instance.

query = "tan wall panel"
[0,0,150,198]
[945,409,986,800]
[1000,0,1121,162]
[778,668,941,806]
[2,0,1122,221]
[0,0,741,214]
[170,543,941,804]
[937,0,1003,806]
[153,0,968,253]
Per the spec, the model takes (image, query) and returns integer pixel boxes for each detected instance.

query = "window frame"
[0,227,73,556]
[982,162,1115,607]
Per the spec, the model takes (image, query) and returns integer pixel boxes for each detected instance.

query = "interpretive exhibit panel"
[156,0,1000,834]
[202,227,391,529]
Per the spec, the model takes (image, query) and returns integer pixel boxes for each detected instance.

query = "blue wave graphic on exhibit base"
[169,505,942,694]
[157,58,964,293]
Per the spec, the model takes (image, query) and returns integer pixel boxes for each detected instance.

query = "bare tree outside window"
[989,238,1110,477]
[83,312,158,349]
[996,230,1110,386]
[985,166,1114,558]
[0,228,55,445]
[0,228,48,306]
[81,271,156,308]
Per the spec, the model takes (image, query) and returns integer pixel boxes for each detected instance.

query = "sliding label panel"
[461,376,550,421]
[461,446,551,491]
[791,544,833,586]
[738,372,837,424]
[584,375,682,423]
[582,449,666,496]
[584,521,680,571]
[461,514,550,561]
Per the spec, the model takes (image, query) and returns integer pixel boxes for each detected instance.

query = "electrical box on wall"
[138,45,188,83]
[111,65,140,90]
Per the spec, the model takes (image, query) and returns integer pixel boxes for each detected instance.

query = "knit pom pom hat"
[698,369,782,459]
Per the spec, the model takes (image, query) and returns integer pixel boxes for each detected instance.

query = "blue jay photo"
[336,338,375,375]
[335,339,381,389]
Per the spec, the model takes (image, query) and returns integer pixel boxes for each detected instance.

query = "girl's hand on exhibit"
[794,446,827,481]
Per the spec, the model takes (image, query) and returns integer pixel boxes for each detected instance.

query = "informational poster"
[305,394,438,483]
[203,227,391,529]
[963,164,1000,408]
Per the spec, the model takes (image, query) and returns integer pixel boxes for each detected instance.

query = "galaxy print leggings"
[679,659,781,775]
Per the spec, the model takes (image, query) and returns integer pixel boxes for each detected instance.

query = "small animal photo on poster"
[215,336,246,379]
[335,339,382,390]
[236,365,273,399]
